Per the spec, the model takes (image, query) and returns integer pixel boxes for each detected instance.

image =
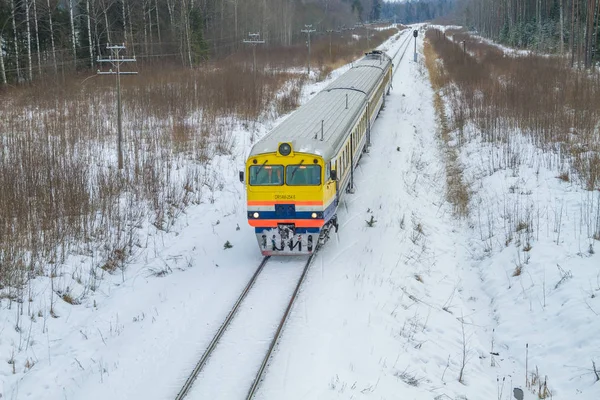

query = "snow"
[2,26,599,400]
[187,257,307,400]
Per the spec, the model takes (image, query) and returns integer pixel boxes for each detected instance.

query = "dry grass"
[424,38,471,218]
[425,28,600,192]
[1,58,295,296]
[513,264,523,277]
[529,366,553,399]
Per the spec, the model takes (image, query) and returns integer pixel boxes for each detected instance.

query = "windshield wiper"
[254,160,268,180]
[289,160,304,181]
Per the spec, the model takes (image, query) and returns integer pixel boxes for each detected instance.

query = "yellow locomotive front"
[241,142,337,255]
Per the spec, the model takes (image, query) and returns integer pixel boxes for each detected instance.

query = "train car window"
[286,165,321,186]
[249,165,284,186]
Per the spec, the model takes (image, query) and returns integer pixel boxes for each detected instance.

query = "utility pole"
[97,44,137,170]
[366,24,370,50]
[243,32,265,77]
[301,24,316,75]
[327,29,333,58]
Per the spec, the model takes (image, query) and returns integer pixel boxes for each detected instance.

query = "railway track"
[175,30,411,400]
[175,253,317,400]
[392,29,414,77]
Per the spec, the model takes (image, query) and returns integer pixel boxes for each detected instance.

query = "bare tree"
[25,0,32,80]
[87,0,94,68]
[11,0,21,81]
[560,0,564,54]
[101,0,112,44]
[585,0,598,67]
[182,0,192,67]
[32,0,42,76]
[46,0,57,74]
[69,0,77,66]
[155,0,161,47]
[127,0,134,56]
[0,31,6,85]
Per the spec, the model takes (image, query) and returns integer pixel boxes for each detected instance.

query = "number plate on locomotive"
[274,194,296,200]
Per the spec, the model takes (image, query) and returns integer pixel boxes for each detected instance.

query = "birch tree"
[101,0,112,44]
[11,0,20,82]
[87,0,93,68]
[69,0,76,66]
[155,0,161,46]
[1,0,9,85]
[0,31,6,85]
[25,0,32,80]
[32,0,41,76]
[46,0,57,73]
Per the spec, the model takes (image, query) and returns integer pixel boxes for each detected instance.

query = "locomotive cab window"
[286,165,321,186]
[249,165,284,186]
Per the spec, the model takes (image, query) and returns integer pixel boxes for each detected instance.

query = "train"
[240,49,393,255]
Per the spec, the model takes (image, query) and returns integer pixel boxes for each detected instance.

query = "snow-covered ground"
[2,26,599,400]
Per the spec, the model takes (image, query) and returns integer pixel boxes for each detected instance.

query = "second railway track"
[175,254,316,400]
[392,29,414,77]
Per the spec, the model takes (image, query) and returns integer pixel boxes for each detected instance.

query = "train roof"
[248,51,392,161]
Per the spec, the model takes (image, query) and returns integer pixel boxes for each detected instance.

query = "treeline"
[456,0,600,67]
[381,0,456,25]
[0,0,387,86]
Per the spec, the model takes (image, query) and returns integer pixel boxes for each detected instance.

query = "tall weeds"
[426,28,600,191]
[423,37,470,218]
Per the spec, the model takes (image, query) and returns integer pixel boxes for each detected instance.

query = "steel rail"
[175,256,271,400]
[245,251,317,399]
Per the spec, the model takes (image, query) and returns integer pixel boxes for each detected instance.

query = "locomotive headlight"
[278,143,292,156]
[311,212,317,218]
[253,212,260,218]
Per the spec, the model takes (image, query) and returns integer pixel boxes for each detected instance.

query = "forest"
[381,0,455,25]
[0,0,391,85]
[1,0,598,87]
[456,0,599,67]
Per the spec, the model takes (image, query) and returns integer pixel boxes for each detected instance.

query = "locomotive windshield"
[249,165,284,186]
[286,165,321,186]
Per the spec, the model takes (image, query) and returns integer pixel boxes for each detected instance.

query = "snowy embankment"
[428,25,600,400]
